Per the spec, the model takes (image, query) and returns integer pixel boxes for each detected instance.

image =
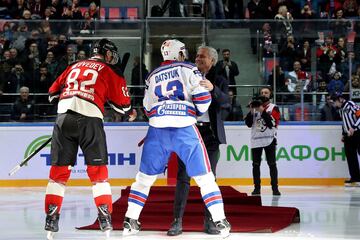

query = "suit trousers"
[344,131,360,182]
[173,124,220,219]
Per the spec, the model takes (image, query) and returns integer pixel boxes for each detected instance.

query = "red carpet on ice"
[78,186,300,233]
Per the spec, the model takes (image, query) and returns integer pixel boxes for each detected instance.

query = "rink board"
[0,123,354,186]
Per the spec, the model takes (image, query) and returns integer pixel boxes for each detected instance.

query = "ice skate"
[97,204,112,237]
[214,219,231,238]
[45,205,59,240]
[123,217,141,236]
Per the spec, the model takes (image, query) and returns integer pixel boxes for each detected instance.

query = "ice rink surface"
[0,186,359,240]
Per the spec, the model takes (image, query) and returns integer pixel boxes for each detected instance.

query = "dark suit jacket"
[205,66,229,144]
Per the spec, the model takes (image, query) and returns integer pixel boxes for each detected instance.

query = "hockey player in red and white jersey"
[122,39,231,237]
[45,38,136,239]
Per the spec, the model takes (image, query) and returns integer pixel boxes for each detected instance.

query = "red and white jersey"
[48,58,131,119]
[251,103,280,148]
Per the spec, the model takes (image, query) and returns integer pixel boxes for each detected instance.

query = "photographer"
[4,63,30,93]
[244,86,281,196]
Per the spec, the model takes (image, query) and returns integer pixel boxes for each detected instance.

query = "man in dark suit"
[215,49,239,94]
[167,46,230,236]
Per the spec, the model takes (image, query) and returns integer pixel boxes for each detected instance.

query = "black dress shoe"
[167,218,182,236]
[272,189,281,196]
[204,218,220,235]
[251,188,260,195]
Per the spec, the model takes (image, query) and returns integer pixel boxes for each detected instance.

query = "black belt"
[196,122,211,127]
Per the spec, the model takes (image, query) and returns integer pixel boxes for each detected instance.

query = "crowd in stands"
[0,0,359,122]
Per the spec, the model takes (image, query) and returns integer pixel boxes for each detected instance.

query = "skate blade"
[122,228,139,236]
[345,183,357,187]
[47,231,55,240]
[104,229,111,238]
[220,229,230,239]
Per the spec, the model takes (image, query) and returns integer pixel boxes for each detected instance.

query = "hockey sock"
[125,172,157,220]
[92,182,112,213]
[45,181,65,214]
[194,172,226,222]
[45,166,71,214]
[87,166,113,213]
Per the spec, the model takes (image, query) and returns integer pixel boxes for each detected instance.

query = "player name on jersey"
[155,69,180,83]
[63,90,95,101]
[72,61,105,72]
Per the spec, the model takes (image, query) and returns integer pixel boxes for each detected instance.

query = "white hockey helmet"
[161,39,187,61]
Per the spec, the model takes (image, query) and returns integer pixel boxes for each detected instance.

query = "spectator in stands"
[317,35,340,81]
[23,42,41,81]
[34,63,52,93]
[2,22,14,42]
[48,0,63,19]
[330,9,351,39]
[10,0,27,19]
[296,40,311,71]
[336,37,347,67]
[286,60,311,93]
[215,49,239,94]
[343,51,360,81]
[328,71,345,94]
[61,6,75,34]
[279,34,297,71]
[225,0,244,19]
[0,33,10,56]
[79,10,95,34]
[209,0,225,19]
[88,1,99,19]
[74,38,91,56]
[29,0,46,19]
[0,50,12,94]
[262,23,273,57]
[317,77,328,109]
[46,35,61,60]
[76,50,87,61]
[10,86,35,121]
[267,65,291,102]
[274,5,293,45]
[38,20,52,37]
[44,6,54,21]
[222,89,243,121]
[247,0,271,54]
[4,63,30,93]
[298,3,315,39]
[22,9,32,20]
[131,56,148,107]
[8,48,22,67]
[71,0,83,20]
[320,94,340,121]
[44,51,57,78]
[344,74,360,92]
[342,0,358,18]
[54,46,75,78]
[11,22,29,52]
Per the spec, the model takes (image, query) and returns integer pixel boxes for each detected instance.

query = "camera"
[249,95,267,108]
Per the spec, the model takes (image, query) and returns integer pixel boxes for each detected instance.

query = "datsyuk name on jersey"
[154,69,180,83]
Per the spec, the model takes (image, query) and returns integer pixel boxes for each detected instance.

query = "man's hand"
[348,128,355,137]
[128,109,137,122]
[200,79,214,91]
[20,113,26,120]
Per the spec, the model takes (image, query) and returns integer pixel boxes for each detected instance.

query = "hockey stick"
[120,52,130,73]
[8,137,52,176]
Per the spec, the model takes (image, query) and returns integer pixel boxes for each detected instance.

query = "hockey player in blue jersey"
[122,39,231,237]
